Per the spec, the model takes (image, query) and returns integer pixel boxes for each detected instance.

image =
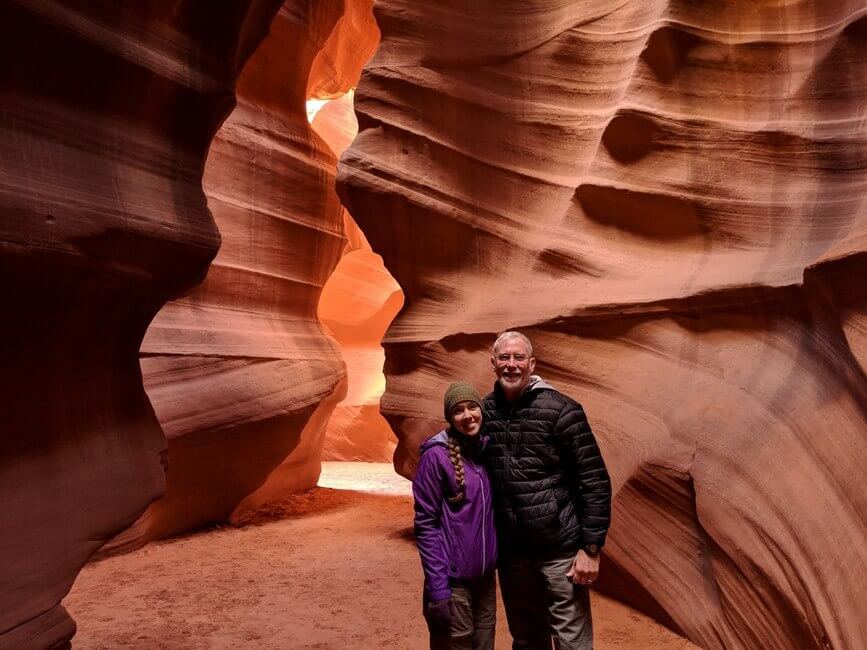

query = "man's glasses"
[495,353,529,363]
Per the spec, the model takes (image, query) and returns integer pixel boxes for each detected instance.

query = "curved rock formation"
[338,2,867,648]
[104,0,379,550]
[0,1,282,647]
[312,91,403,462]
[318,228,403,462]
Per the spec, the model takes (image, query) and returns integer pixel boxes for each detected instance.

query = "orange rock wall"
[318,236,402,462]
[338,2,867,648]
[313,92,402,462]
[0,1,282,647]
[105,0,379,551]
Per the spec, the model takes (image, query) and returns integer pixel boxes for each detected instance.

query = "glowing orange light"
[305,97,331,123]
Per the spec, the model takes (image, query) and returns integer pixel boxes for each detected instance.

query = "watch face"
[586,544,599,555]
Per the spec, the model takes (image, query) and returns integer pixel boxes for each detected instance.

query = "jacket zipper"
[505,405,515,495]
[478,460,487,574]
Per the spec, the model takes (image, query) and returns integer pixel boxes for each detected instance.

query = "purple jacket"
[412,430,497,601]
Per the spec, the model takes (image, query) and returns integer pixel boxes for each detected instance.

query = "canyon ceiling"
[1,1,865,649]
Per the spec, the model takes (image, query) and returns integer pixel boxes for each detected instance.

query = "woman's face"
[450,401,483,437]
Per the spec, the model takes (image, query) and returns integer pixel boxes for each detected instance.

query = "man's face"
[491,338,536,398]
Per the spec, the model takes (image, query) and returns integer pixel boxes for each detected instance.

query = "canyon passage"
[1,1,865,649]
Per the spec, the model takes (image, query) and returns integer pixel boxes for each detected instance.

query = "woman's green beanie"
[443,381,483,422]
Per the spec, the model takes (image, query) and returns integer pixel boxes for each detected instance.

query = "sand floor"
[65,462,697,649]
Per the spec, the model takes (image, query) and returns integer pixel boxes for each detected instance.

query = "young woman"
[412,382,497,650]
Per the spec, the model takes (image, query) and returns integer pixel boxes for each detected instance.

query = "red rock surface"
[313,92,403,462]
[103,0,380,553]
[0,2,283,647]
[338,2,867,648]
[318,238,403,461]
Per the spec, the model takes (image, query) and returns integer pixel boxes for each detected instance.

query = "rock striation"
[317,227,403,462]
[104,0,379,551]
[313,91,403,462]
[338,2,867,648]
[0,1,283,647]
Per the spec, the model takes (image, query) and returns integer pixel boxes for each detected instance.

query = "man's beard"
[499,372,523,388]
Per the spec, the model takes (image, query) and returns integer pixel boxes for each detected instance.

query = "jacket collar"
[491,374,555,408]
[420,428,485,460]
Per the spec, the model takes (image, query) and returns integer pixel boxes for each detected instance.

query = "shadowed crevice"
[601,111,662,164]
[576,184,707,241]
[640,27,703,83]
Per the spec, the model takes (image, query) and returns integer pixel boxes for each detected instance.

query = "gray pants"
[427,571,497,650]
[498,551,593,650]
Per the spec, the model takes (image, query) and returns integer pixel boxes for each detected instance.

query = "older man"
[482,331,611,650]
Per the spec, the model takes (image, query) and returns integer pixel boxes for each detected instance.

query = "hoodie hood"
[525,374,556,392]
[420,428,485,461]
[420,429,449,453]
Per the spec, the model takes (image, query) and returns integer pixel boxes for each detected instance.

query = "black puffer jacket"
[483,376,611,557]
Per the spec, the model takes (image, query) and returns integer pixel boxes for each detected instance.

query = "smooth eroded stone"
[338,2,867,647]
[0,1,283,646]
[101,0,381,549]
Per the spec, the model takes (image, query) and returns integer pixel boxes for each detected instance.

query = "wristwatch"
[583,543,601,557]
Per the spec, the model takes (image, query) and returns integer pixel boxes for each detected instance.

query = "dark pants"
[426,571,497,650]
[498,552,593,650]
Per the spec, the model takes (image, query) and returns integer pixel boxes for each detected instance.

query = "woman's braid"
[446,434,466,504]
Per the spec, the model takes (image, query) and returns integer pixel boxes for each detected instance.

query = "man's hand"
[566,550,600,586]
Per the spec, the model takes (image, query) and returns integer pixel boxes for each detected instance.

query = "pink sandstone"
[103,0,380,551]
[337,2,867,648]
[313,91,403,462]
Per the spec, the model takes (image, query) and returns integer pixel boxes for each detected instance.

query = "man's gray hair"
[492,331,534,357]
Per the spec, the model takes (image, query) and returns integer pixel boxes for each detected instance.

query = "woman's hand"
[426,597,452,631]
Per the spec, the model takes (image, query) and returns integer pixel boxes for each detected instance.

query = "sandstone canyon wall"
[338,2,867,649]
[0,1,283,647]
[313,92,403,462]
[104,0,379,551]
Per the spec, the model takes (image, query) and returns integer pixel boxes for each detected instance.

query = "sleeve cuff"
[428,587,452,601]
[581,533,607,547]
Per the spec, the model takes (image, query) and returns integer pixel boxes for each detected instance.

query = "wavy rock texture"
[100,0,379,553]
[313,92,402,462]
[317,228,403,461]
[338,2,867,648]
[0,1,282,647]
[309,2,380,100]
